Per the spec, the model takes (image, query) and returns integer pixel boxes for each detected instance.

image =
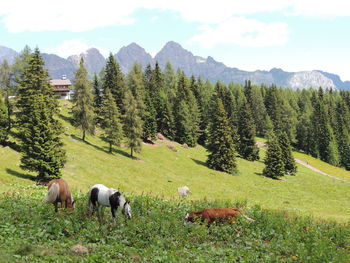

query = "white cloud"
[0,0,349,33]
[44,39,109,58]
[189,17,289,48]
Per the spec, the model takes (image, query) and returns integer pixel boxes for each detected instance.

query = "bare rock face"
[0,46,18,64]
[287,71,336,90]
[115,42,154,73]
[67,48,106,76]
[71,244,89,255]
[1,42,348,90]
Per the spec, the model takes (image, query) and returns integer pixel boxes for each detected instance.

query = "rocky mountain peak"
[115,42,153,73]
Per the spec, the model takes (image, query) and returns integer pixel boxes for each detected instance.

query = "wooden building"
[50,76,73,99]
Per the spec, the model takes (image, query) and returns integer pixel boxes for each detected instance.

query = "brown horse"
[44,179,75,212]
[184,208,254,226]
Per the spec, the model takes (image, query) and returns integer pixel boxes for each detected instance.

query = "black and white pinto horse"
[88,184,131,223]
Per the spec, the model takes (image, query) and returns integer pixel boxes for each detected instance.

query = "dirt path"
[256,141,345,181]
[294,158,345,181]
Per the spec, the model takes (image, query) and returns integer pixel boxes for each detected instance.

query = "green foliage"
[72,58,95,142]
[244,80,268,136]
[278,131,297,176]
[174,72,200,147]
[123,91,143,157]
[1,187,349,262]
[93,74,102,112]
[263,131,285,179]
[100,88,123,153]
[237,95,259,161]
[16,48,66,181]
[157,91,175,140]
[335,99,350,170]
[310,89,340,166]
[206,98,237,174]
[0,94,8,144]
[102,54,125,111]
[142,91,157,140]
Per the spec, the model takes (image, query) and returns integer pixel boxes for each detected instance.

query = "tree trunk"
[109,142,112,153]
[131,147,133,158]
[82,129,86,141]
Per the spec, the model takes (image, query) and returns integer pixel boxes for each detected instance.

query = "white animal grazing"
[88,184,131,223]
[178,186,190,197]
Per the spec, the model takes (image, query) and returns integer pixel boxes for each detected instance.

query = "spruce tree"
[142,91,157,140]
[100,88,123,153]
[263,131,285,179]
[123,91,143,158]
[16,48,66,180]
[0,60,13,133]
[244,80,268,136]
[93,74,102,110]
[206,98,237,174]
[174,72,200,146]
[311,89,340,165]
[335,99,350,170]
[237,96,259,161]
[72,58,95,141]
[0,94,8,145]
[102,54,125,112]
[157,91,175,140]
[278,131,297,175]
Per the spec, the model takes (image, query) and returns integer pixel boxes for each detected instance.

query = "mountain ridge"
[0,42,348,90]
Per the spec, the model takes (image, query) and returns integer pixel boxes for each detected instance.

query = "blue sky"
[0,0,349,80]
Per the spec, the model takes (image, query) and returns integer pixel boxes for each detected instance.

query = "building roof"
[50,79,72,86]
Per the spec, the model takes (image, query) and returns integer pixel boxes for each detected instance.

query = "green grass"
[1,101,350,222]
[0,186,349,263]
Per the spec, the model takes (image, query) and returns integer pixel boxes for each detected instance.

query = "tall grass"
[0,185,349,262]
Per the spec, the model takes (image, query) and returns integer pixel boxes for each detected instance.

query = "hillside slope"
[1,101,350,221]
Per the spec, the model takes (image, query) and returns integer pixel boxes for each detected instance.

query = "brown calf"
[184,208,254,226]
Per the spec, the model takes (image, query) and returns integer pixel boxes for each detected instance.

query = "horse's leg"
[98,205,103,222]
[54,201,58,213]
[111,207,116,224]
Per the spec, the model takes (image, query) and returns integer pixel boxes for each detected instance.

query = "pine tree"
[310,89,340,165]
[100,88,123,153]
[102,54,125,112]
[16,48,66,180]
[244,80,268,136]
[93,74,102,110]
[277,131,297,175]
[0,60,13,134]
[123,91,143,158]
[206,98,237,174]
[335,99,350,170]
[72,58,95,141]
[263,131,285,179]
[174,72,200,146]
[0,94,8,145]
[142,91,157,140]
[213,82,239,148]
[156,91,175,139]
[237,96,259,161]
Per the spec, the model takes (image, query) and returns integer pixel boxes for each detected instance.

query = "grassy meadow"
[1,101,350,261]
[0,186,349,262]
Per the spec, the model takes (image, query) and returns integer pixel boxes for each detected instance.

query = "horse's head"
[67,194,75,210]
[122,200,132,219]
[184,212,194,226]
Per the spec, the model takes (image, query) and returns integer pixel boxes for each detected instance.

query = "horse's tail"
[44,183,59,204]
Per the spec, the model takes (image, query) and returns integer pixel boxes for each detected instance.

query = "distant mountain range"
[1,42,349,90]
